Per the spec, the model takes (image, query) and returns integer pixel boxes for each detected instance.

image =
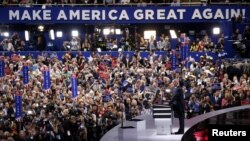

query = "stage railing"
[0,2,249,7]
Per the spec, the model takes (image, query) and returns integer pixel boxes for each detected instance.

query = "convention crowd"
[0,50,250,141]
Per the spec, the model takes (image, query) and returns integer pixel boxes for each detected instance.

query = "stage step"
[153,104,172,119]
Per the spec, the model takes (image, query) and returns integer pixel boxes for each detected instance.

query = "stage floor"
[101,115,191,141]
[101,105,250,141]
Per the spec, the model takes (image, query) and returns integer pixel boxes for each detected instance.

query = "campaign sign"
[102,94,112,102]
[43,66,51,90]
[71,74,78,100]
[171,50,177,70]
[23,63,29,85]
[0,56,4,78]
[15,90,22,120]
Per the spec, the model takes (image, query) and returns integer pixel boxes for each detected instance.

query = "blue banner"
[43,66,51,90]
[185,45,190,61]
[185,46,190,69]
[180,33,190,61]
[180,45,184,61]
[15,90,22,120]
[171,49,177,70]
[0,6,248,24]
[71,74,78,100]
[0,56,4,78]
[23,63,29,85]
[180,45,189,61]
[102,94,112,102]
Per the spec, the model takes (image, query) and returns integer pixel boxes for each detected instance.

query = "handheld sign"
[15,90,22,121]
[71,74,78,100]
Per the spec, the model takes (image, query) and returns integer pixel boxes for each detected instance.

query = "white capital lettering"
[43,10,51,20]
[82,10,90,20]
[119,10,129,20]
[157,9,165,20]
[109,10,118,20]
[134,9,143,20]
[21,10,31,20]
[57,10,67,20]
[69,10,80,20]
[9,10,19,20]
[92,10,101,20]
[32,10,42,20]
[167,10,177,20]
[203,9,212,19]
[212,129,219,136]
[214,9,224,19]
[192,9,202,19]
[177,9,186,19]
[145,10,154,20]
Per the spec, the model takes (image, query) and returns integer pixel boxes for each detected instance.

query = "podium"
[118,119,145,141]
[153,104,172,135]
[126,119,146,131]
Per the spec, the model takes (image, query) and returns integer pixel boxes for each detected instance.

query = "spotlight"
[56,31,63,38]
[169,30,177,39]
[38,25,44,32]
[115,29,121,35]
[144,30,156,40]
[72,30,79,37]
[24,30,30,41]
[49,29,55,40]
[213,27,220,35]
[110,29,114,33]
[103,28,110,35]
[2,32,9,37]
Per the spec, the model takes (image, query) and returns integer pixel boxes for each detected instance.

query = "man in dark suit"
[170,79,185,134]
[210,90,222,110]
[122,54,131,68]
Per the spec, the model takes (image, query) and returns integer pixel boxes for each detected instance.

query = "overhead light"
[24,30,30,41]
[2,32,9,37]
[56,31,63,38]
[115,29,121,35]
[103,28,110,35]
[72,30,79,37]
[144,30,156,40]
[38,25,44,32]
[213,27,220,35]
[169,30,177,39]
[49,29,55,40]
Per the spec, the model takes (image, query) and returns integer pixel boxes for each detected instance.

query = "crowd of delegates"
[0,29,232,52]
[0,33,26,52]
[189,33,225,52]
[1,50,250,141]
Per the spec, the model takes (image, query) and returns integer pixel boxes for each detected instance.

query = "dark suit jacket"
[210,96,222,110]
[122,57,131,68]
[170,86,185,112]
